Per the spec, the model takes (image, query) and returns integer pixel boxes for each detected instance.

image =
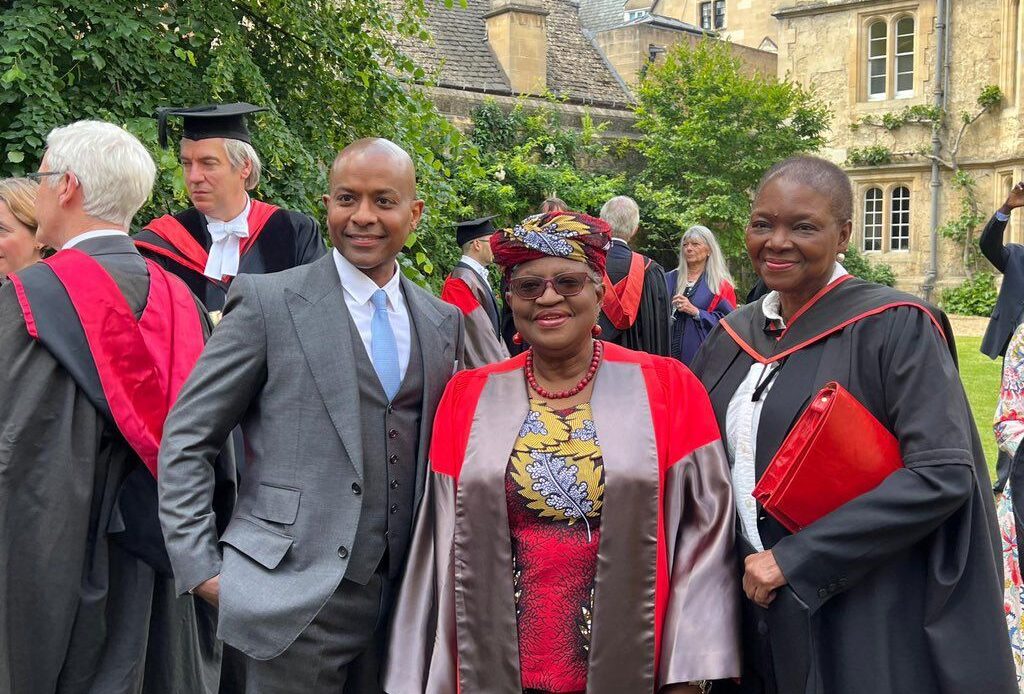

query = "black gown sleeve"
[644,260,671,356]
[979,214,1010,273]
[770,306,981,614]
[291,213,327,265]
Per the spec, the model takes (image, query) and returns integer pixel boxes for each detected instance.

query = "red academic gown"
[0,238,234,693]
[440,264,509,368]
[383,343,740,693]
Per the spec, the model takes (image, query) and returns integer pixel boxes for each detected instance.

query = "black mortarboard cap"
[456,215,497,247]
[155,102,267,149]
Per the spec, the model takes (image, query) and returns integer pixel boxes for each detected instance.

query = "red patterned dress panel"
[506,399,604,693]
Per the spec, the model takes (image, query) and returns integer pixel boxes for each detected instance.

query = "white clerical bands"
[204,221,249,280]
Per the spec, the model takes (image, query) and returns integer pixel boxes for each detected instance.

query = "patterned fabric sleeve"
[995,323,1024,456]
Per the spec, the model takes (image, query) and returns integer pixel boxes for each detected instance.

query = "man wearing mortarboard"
[134,103,326,318]
[440,216,509,368]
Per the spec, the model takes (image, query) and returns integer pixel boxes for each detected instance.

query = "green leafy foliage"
[842,246,896,287]
[462,99,627,228]
[846,145,894,167]
[977,84,1004,110]
[0,0,477,287]
[632,39,831,263]
[940,272,998,317]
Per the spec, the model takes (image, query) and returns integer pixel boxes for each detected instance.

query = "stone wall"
[773,0,1024,294]
[595,22,777,85]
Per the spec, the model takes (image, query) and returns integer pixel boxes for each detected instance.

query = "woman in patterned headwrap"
[383,211,740,694]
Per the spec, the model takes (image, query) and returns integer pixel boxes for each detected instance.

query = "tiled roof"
[578,0,627,33]
[391,0,511,93]
[391,0,631,106]
[547,0,632,104]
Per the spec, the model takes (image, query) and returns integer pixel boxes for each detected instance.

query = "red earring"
[591,324,603,337]
[512,332,524,345]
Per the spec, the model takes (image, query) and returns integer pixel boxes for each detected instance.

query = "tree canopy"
[0,0,476,285]
[632,39,831,266]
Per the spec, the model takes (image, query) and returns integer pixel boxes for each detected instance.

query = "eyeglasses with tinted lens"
[508,272,593,300]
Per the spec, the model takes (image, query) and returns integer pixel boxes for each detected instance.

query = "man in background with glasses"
[0,120,232,693]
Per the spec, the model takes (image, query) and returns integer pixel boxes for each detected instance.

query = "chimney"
[485,0,549,94]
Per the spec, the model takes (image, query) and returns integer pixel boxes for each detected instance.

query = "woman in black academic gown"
[690,155,1016,694]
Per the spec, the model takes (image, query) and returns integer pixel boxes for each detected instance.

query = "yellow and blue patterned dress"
[506,398,605,692]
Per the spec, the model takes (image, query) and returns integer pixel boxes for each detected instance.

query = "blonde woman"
[665,225,736,364]
[0,178,43,280]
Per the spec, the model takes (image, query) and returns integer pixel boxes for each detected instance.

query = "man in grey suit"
[158,138,464,693]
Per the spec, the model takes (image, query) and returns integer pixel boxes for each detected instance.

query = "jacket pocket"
[252,483,301,525]
[221,517,293,570]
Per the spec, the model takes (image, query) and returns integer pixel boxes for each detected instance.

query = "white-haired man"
[134,103,326,315]
[598,195,670,355]
[0,120,233,693]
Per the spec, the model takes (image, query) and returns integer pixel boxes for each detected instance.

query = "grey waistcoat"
[344,313,423,584]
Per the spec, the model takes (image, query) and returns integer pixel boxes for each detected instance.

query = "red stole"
[9,250,205,477]
[136,199,280,280]
[601,252,648,330]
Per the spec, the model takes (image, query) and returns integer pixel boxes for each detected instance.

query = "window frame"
[893,15,915,99]
[713,0,726,29]
[699,1,712,30]
[889,185,911,251]
[863,187,884,252]
[862,12,917,102]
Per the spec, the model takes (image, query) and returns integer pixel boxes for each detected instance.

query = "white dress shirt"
[726,262,848,551]
[204,196,251,280]
[332,249,411,381]
[62,229,129,250]
[458,254,490,287]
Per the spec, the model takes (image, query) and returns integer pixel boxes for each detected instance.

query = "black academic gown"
[598,240,671,356]
[0,235,235,694]
[690,277,1016,694]
[133,206,326,312]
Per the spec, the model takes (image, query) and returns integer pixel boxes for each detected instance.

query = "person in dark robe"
[597,196,670,355]
[665,224,736,365]
[440,215,509,368]
[690,155,1016,694]
[133,103,326,317]
[384,211,740,694]
[980,181,1024,492]
[0,120,234,694]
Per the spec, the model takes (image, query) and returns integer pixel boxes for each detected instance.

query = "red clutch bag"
[752,381,902,533]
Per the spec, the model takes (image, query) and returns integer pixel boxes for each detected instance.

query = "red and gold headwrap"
[490,211,611,276]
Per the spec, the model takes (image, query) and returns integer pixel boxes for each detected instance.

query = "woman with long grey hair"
[665,225,736,364]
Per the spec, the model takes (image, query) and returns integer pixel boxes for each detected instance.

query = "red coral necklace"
[525,340,604,400]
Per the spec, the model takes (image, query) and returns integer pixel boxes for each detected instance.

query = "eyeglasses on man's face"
[508,272,595,300]
[26,171,64,181]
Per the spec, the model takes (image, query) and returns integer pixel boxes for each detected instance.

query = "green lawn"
[957,336,1003,478]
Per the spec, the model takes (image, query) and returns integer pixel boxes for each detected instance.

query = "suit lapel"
[402,274,455,506]
[286,255,365,479]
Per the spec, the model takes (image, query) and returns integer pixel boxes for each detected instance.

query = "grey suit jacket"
[158,253,464,659]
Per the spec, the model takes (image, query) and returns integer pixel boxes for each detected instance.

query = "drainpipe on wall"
[924,0,948,302]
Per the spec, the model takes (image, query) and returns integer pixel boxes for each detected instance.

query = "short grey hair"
[600,195,640,241]
[224,139,262,190]
[44,120,155,229]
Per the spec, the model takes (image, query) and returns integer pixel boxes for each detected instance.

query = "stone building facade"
[395,0,1023,295]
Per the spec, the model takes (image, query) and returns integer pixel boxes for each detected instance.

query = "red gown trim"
[720,294,948,365]
[601,253,647,330]
[440,276,483,316]
[10,250,205,477]
[430,343,723,686]
[140,199,281,281]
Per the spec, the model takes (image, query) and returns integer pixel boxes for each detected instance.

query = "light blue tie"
[370,289,401,401]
